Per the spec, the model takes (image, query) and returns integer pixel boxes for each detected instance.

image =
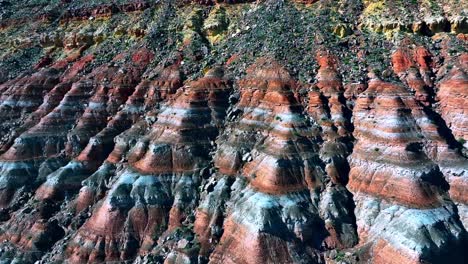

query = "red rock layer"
[391,46,434,105]
[65,49,152,158]
[0,51,156,259]
[214,59,302,176]
[35,57,148,199]
[0,201,65,256]
[0,68,60,122]
[0,55,94,155]
[0,68,61,151]
[305,54,357,246]
[308,51,352,140]
[0,56,111,256]
[65,68,231,263]
[0,50,151,209]
[348,78,448,207]
[434,55,468,228]
[0,77,95,208]
[196,59,357,264]
[306,52,355,196]
[348,77,466,263]
[75,65,183,212]
[437,55,468,148]
[392,44,468,229]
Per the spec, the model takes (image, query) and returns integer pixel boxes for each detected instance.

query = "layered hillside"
[0,0,467,263]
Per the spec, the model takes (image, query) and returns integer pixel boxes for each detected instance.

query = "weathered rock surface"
[348,77,466,263]
[200,59,357,264]
[0,1,466,264]
[64,68,231,263]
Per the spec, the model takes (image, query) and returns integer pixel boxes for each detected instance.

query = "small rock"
[242,152,252,162]
[177,239,189,249]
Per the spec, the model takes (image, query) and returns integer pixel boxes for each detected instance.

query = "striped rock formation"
[348,77,467,264]
[0,50,153,261]
[0,0,466,263]
[434,54,468,229]
[437,54,468,149]
[65,68,231,263]
[195,60,357,264]
[391,46,434,105]
[0,50,150,211]
[75,65,183,213]
[0,68,61,153]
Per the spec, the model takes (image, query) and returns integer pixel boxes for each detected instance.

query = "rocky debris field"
[0,0,467,263]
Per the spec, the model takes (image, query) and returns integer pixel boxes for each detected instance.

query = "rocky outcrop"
[392,46,434,105]
[0,51,154,263]
[64,68,231,263]
[360,1,468,37]
[437,55,468,148]
[0,54,94,155]
[0,50,152,211]
[0,1,466,263]
[60,2,152,22]
[35,49,153,201]
[0,68,61,150]
[75,64,183,213]
[348,77,467,263]
[434,54,468,229]
[194,59,357,264]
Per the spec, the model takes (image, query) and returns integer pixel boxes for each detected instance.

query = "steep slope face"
[348,78,465,263]
[195,59,357,264]
[65,69,231,263]
[0,0,466,264]
[437,55,468,148]
[0,49,150,210]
